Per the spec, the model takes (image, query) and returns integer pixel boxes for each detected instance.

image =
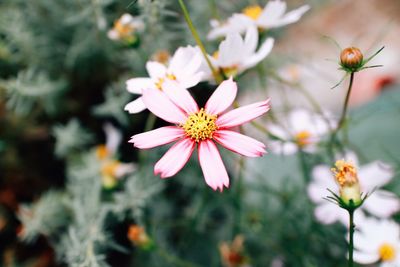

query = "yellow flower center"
[101,160,120,178]
[294,130,312,147]
[242,5,263,20]
[182,108,218,142]
[155,73,176,90]
[331,160,358,187]
[95,145,110,160]
[379,243,396,262]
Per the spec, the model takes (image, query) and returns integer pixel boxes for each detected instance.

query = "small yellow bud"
[340,47,363,69]
[331,160,362,205]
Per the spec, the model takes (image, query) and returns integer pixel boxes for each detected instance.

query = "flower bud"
[340,47,363,70]
[127,225,153,249]
[331,160,362,206]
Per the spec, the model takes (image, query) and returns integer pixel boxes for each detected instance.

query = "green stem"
[250,121,285,142]
[177,0,222,83]
[139,114,157,164]
[298,149,309,184]
[336,72,355,133]
[348,210,355,267]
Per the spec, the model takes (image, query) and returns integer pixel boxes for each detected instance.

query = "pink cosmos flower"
[129,78,270,191]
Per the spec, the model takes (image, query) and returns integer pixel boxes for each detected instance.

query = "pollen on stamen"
[182,108,218,142]
[155,74,176,90]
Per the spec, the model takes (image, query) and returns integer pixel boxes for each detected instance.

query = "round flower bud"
[340,47,364,69]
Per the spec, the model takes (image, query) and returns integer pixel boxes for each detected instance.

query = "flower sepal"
[325,188,371,212]
[339,46,384,74]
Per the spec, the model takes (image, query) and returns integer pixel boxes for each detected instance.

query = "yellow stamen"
[155,78,164,90]
[379,243,396,261]
[95,145,109,160]
[182,108,218,142]
[331,160,358,187]
[155,73,176,90]
[212,51,219,59]
[221,66,239,78]
[242,5,263,20]
[294,130,312,147]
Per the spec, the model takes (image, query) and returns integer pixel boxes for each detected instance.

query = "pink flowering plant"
[4,0,400,267]
[130,79,269,191]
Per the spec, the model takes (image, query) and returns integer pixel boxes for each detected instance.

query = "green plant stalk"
[348,209,355,267]
[336,72,355,132]
[177,0,222,83]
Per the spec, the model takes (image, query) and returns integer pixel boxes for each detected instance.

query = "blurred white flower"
[210,26,274,78]
[96,123,136,188]
[352,218,400,266]
[124,45,205,113]
[107,13,144,41]
[308,152,399,225]
[207,0,310,40]
[268,109,335,155]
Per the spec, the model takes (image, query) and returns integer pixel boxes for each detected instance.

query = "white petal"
[126,78,154,94]
[257,0,287,28]
[241,37,274,71]
[359,161,394,191]
[363,190,400,218]
[124,97,147,114]
[103,123,122,154]
[146,61,167,79]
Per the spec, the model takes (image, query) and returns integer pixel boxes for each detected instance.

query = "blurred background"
[0,0,399,266]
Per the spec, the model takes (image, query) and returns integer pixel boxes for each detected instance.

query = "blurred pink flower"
[130,78,270,191]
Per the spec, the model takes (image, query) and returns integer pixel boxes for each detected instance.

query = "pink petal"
[163,80,199,114]
[126,78,154,94]
[198,140,229,191]
[124,97,147,114]
[217,99,270,128]
[142,87,187,124]
[213,130,266,157]
[204,78,237,115]
[154,138,195,178]
[129,126,185,149]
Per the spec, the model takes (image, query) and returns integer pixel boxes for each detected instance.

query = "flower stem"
[336,72,355,133]
[348,209,355,267]
[177,0,222,83]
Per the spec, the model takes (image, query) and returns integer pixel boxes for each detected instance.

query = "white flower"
[352,217,400,266]
[268,109,335,155]
[96,124,136,188]
[124,45,205,114]
[107,13,144,41]
[207,0,310,40]
[307,151,399,225]
[210,26,274,77]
